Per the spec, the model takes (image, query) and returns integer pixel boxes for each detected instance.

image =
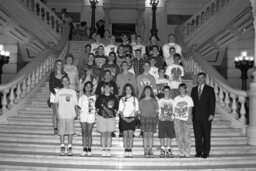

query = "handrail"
[19,0,63,35]
[176,27,247,129]
[180,0,232,38]
[0,24,70,116]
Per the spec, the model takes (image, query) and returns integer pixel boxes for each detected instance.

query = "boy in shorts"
[157,86,175,157]
[55,76,78,156]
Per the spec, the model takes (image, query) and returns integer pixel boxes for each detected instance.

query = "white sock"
[68,144,72,148]
[60,144,65,147]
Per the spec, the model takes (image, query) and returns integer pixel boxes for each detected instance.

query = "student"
[95,70,118,97]
[102,52,120,82]
[125,54,135,75]
[78,81,96,157]
[132,35,146,57]
[54,76,78,156]
[79,68,98,96]
[105,35,118,56]
[95,83,119,157]
[139,86,159,158]
[155,68,171,99]
[118,84,139,157]
[165,53,184,81]
[64,54,79,91]
[146,35,163,57]
[162,34,182,59]
[158,86,175,158]
[148,57,159,80]
[133,49,144,76]
[147,45,165,69]
[49,60,68,135]
[137,61,157,98]
[116,45,126,67]
[120,33,132,55]
[91,34,105,55]
[174,83,194,158]
[78,44,91,74]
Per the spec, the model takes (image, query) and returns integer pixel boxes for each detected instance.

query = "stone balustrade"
[20,0,63,35]
[181,0,231,38]
[183,53,248,129]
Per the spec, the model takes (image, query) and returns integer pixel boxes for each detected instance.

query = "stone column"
[136,9,145,40]
[103,8,111,32]
[247,0,256,145]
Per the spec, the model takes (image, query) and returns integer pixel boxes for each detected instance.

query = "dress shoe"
[194,153,202,158]
[201,153,209,159]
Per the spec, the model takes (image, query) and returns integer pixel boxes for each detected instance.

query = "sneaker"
[67,147,73,156]
[166,148,174,158]
[160,148,165,158]
[87,148,92,157]
[139,132,143,138]
[80,148,87,157]
[124,149,129,157]
[102,149,106,157]
[106,149,111,157]
[59,146,65,156]
[119,132,123,137]
[149,151,154,158]
[179,151,185,158]
[54,128,58,135]
[144,151,149,158]
[112,133,116,137]
[128,149,133,158]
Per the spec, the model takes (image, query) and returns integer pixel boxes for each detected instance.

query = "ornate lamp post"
[234,51,254,91]
[0,45,10,84]
[150,0,159,40]
[89,0,99,39]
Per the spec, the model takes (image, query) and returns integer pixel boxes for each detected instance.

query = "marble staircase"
[0,79,256,170]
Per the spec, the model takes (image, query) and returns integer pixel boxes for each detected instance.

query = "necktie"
[198,85,202,99]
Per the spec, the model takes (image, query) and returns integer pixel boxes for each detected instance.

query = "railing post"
[247,0,256,145]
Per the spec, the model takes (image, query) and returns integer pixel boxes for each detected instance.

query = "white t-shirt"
[55,88,78,119]
[90,43,105,55]
[169,80,182,89]
[162,43,182,58]
[132,44,146,56]
[118,96,139,118]
[156,78,171,94]
[105,44,118,56]
[165,64,184,81]
[78,95,96,122]
[149,66,159,80]
[158,98,174,121]
[174,95,194,121]
[64,65,79,90]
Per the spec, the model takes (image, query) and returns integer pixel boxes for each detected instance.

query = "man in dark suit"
[191,72,216,158]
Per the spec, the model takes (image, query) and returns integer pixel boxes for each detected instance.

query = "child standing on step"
[54,76,78,156]
[78,81,96,157]
[95,83,118,157]
[158,86,175,158]
[174,83,194,158]
[139,86,158,158]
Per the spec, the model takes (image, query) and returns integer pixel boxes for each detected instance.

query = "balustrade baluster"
[42,60,47,76]
[1,90,8,113]
[214,83,219,101]
[238,96,246,125]
[35,3,40,16]
[15,83,21,102]
[21,79,27,98]
[230,94,238,119]
[31,71,35,88]
[56,20,60,33]
[39,65,43,80]
[9,87,15,108]
[206,74,210,84]
[27,75,31,93]
[35,67,39,84]
[224,91,230,111]
[219,87,225,107]
[46,12,50,25]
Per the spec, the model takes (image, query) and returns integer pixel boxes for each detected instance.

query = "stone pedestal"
[248,80,256,145]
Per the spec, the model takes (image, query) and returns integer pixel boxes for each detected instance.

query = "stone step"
[0,152,255,168]
[8,118,231,129]
[0,142,255,156]
[0,134,248,145]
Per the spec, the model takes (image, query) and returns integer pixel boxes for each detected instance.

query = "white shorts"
[49,88,58,103]
[80,113,95,124]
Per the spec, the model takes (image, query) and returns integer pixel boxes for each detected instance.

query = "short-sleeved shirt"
[137,73,157,98]
[55,88,78,119]
[165,64,184,81]
[94,55,107,68]
[95,94,118,118]
[174,95,194,121]
[158,98,174,121]
[105,44,118,56]
[139,98,158,117]
[102,63,120,81]
[118,96,139,118]
[78,95,96,117]
[116,72,137,96]
[64,65,79,90]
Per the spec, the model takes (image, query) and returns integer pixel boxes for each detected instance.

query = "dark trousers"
[119,114,123,133]
[193,120,212,155]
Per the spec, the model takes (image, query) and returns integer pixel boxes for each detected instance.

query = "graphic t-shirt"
[105,44,118,56]
[55,88,78,119]
[158,98,174,121]
[149,66,159,80]
[95,94,118,118]
[90,43,105,55]
[64,65,79,90]
[102,63,120,81]
[165,64,184,81]
[137,74,157,98]
[155,78,171,98]
[118,96,139,118]
[174,95,194,121]
[78,95,96,117]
